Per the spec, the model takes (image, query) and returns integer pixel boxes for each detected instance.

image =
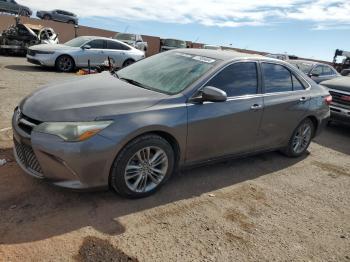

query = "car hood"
[29,44,76,51]
[320,76,350,93]
[20,72,168,122]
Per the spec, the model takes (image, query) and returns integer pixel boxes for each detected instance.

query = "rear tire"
[55,55,75,72]
[110,135,175,198]
[43,14,51,20]
[282,118,314,157]
[122,59,135,67]
[68,20,75,25]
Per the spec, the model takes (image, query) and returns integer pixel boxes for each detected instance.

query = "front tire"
[282,118,314,157]
[110,135,175,198]
[43,14,51,20]
[55,55,75,72]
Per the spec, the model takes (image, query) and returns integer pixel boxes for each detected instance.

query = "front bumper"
[330,104,350,122]
[12,113,115,191]
[26,54,56,67]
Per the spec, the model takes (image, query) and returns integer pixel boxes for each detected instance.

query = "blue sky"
[24,0,350,61]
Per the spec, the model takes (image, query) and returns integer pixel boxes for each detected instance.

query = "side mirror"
[82,44,91,50]
[200,86,227,102]
[309,73,319,77]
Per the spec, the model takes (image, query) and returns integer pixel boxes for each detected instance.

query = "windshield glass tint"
[164,39,186,48]
[115,33,135,41]
[64,37,91,47]
[117,52,219,94]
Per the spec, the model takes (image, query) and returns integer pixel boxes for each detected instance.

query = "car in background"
[265,53,298,61]
[203,44,222,50]
[13,49,330,198]
[320,77,350,123]
[26,36,145,72]
[160,38,187,52]
[0,0,32,16]
[113,33,148,52]
[289,60,340,84]
[36,9,78,25]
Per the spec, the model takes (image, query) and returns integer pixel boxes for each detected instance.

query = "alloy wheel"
[58,57,73,72]
[124,146,168,193]
[292,122,312,154]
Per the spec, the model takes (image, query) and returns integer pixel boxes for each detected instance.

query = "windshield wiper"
[119,77,152,90]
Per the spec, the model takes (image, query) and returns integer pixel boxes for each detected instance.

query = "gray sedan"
[289,60,340,83]
[36,9,78,25]
[0,0,32,16]
[13,49,331,198]
[26,36,145,72]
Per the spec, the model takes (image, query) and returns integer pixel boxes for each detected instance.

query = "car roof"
[289,60,323,66]
[78,36,122,42]
[175,48,265,61]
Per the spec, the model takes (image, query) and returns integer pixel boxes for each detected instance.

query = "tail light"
[324,95,332,105]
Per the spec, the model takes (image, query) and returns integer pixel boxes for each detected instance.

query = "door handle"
[250,104,262,110]
[299,97,309,102]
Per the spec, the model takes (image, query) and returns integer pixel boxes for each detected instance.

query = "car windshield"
[163,39,186,48]
[116,52,219,94]
[292,62,313,74]
[115,33,135,41]
[64,37,92,47]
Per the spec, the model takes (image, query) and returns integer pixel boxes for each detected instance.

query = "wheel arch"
[122,58,135,67]
[305,115,319,137]
[108,129,182,185]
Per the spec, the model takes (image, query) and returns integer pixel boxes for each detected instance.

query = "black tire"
[110,134,175,198]
[282,118,315,157]
[43,14,51,20]
[68,20,75,25]
[55,55,75,72]
[122,59,135,67]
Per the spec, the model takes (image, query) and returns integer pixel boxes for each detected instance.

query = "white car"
[26,36,145,72]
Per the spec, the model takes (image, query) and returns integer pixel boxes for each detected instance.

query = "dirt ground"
[0,56,349,262]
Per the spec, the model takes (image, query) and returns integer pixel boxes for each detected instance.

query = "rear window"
[262,63,293,93]
[107,41,130,50]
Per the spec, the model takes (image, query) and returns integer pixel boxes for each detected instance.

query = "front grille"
[14,139,43,174]
[329,90,350,109]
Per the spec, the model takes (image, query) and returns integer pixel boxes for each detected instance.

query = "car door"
[257,62,310,149]
[105,40,129,68]
[76,39,107,67]
[186,61,264,163]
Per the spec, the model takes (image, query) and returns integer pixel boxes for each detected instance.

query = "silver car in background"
[289,60,340,84]
[36,9,79,25]
[26,36,145,72]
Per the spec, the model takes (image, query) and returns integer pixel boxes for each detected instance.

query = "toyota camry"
[13,49,331,198]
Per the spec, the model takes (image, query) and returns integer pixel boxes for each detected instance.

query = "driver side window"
[206,62,258,97]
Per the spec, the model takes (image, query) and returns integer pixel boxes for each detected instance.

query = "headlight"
[36,50,55,55]
[34,121,113,142]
